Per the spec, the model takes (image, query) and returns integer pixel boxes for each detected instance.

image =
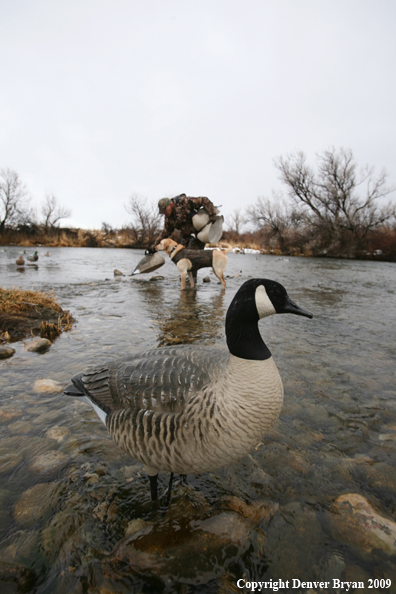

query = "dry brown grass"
[0,287,63,315]
[0,287,74,341]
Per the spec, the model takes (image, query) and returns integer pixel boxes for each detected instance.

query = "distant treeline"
[1,148,395,260]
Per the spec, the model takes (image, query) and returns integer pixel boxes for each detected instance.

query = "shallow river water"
[0,246,396,594]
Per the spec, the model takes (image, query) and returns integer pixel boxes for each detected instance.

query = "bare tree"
[0,168,31,232]
[225,208,246,235]
[246,194,303,251]
[125,194,161,246]
[274,148,395,255]
[41,193,71,228]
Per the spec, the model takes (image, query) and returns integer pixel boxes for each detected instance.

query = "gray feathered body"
[71,345,284,475]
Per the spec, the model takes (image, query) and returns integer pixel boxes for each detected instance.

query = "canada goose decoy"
[16,255,25,267]
[27,251,39,262]
[64,279,312,502]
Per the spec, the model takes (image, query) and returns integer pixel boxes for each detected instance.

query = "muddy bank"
[0,288,74,342]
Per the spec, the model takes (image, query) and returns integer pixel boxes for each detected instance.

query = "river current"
[0,246,395,593]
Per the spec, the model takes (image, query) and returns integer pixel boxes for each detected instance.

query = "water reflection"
[134,281,226,346]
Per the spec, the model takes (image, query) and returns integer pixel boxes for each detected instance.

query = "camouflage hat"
[158,198,171,213]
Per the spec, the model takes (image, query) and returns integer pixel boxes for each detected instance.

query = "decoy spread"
[27,251,39,262]
[64,278,312,501]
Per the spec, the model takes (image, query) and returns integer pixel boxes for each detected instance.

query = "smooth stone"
[113,269,124,276]
[328,493,396,555]
[29,451,69,475]
[13,482,61,527]
[149,275,164,281]
[220,496,279,525]
[8,421,32,434]
[0,445,24,474]
[33,379,64,393]
[46,426,69,443]
[265,502,327,581]
[286,450,311,474]
[0,530,41,564]
[41,501,87,556]
[0,346,15,359]
[25,338,52,352]
[125,518,151,536]
[203,276,211,282]
[0,408,23,423]
[108,510,253,584]
[350,461,396,493]
[0,561,37,592]
[32,409,63,425]
[378,433,396,441]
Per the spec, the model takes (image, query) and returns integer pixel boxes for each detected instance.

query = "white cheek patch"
[255,285,276,318]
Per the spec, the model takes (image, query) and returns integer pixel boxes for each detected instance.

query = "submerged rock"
[219,496,279,525]
[13,482,61,527]
[8,420,32,435]
[107,510,253,585]
[264,502,327,582]
[46,426,69,443]
[328,493,396,556]
[33,379,64,393]
[0,529,41,565]
[0,408,23,423]
[29,451,69,475]
[0,561,37,593]
[125,518,151,536]
[0,444,24,474]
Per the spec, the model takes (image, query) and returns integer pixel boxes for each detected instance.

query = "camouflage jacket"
[160,195,217,248]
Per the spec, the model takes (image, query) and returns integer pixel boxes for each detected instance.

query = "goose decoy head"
[226,279,312,360]
[228,278,312,320]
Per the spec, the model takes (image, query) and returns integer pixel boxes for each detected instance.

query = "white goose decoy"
[64,279,312,501]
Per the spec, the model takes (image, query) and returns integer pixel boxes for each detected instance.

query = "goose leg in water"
[165,472,174,506]
[149,474,158,501]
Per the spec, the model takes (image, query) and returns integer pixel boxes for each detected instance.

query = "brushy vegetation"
[0,287,74,342]
[1,147,395,260]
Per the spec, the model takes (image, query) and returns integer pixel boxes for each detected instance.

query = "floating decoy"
[64,279,312,502]
[27,251,39,262]
[16,255,25,267]
[131,251,165,275]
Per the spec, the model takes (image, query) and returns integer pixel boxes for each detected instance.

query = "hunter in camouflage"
[157,194,218,249]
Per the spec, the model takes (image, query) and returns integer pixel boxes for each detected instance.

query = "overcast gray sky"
[1,0,395,229]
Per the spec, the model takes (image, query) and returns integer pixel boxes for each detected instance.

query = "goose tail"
[64,374,111,426]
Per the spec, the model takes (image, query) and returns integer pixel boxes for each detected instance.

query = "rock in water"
[0,346,15,359]
[13,482,61,527]
[29,452,69,475]
[329,493,396,555]
[25,338,52,352]
[33,379,63,393]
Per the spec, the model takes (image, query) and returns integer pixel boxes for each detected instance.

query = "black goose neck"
[225,284,271,361]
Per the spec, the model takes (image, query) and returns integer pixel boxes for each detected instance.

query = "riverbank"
[0,287,73,343]
[2,232,395,261]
